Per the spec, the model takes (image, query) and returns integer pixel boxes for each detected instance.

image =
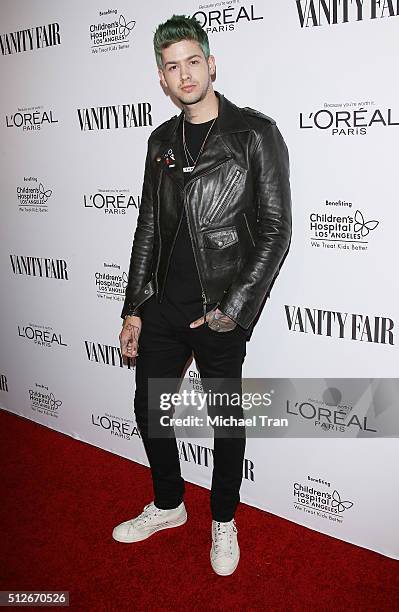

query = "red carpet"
[1,408,398,611]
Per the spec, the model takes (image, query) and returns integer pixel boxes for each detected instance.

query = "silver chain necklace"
[182,113,217,173]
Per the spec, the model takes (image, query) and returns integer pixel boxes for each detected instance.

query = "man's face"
[158,39,215,105]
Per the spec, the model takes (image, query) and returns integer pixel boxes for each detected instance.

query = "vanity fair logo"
[90,10,136,54]
[85,340,135,369]
[83,189,140,214]
[193,2,263,33]
[177,440,255,482]
[29,383,63,418]
[5,106,59,131]
[10,255,68,280]
[17,177,53,214]
[293,475,354,525]
[310,202,380,251]
[18,323,67,349]
[299,101,398,136]
[296,0,399,26]
[94,262,127,301]
[285,306,394,345]
[0,373,9,392]
[0,22,61,55]
[92,412,141,440]
[77,102,152,131]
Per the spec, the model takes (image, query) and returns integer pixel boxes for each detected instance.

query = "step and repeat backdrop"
[1,1,399,560]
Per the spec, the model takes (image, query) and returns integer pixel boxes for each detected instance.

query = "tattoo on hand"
[207,308,237,332]
[124,322,140,338]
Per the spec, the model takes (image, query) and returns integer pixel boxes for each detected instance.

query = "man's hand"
[189,307,237,332]
[119,315,142,362]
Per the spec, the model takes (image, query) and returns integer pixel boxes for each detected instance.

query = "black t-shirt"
[163,116,218,321]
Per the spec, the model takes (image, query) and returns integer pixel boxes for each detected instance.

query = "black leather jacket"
[121,90,292,340]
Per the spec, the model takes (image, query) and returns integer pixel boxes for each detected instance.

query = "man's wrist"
[123,312,141,321]
[217,305,236,324]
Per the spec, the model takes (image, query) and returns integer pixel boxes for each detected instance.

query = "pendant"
[183,165,194,173]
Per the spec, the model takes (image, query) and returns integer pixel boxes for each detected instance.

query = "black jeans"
[134,293,247,522]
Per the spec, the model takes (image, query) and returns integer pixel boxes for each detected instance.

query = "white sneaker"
[112,501,187,543]
[210,518,240,576]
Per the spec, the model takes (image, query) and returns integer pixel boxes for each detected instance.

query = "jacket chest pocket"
[203,226,239,269]
[203,167,243,226]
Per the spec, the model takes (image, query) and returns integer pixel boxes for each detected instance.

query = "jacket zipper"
[204,168,241,226]
[183,159,236,325]
[154,169,163,297]
[183,157,232,192]
[184,183,208,326]
[243,211,256,247]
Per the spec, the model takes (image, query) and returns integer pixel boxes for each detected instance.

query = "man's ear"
[158,67,167,87]
[208,54,216,75]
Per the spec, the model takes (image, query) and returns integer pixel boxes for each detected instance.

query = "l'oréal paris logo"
[192,2,263,34]
[92,412,141,440]
[83,189,140,214]
[299,101,398,136]
[296,0,399,27]
[5,106,59,131]
[0,22,61,55]
[286,396,377,433]
[18,324,67,349]
[285,306,394,345]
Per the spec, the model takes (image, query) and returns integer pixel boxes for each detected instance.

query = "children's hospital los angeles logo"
[309,199,380,253]
[293,475,354,525]
[91,262,128,303]
[16,177,53,214]
[89,9,136,54]
[29,382,63,419]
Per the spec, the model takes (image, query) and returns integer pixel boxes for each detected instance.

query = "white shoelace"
[213,519,237,557]
[129,502,162,528]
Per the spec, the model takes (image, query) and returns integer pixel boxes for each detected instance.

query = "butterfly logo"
[48,392,62,410]
[38,182,52,202]
[331,489,354,513]
[118,15,136,38]
[122,271,128,288]
[353,210,379,237]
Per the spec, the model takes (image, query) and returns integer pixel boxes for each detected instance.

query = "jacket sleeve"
[121,140,155,319]
[217,121,292,329]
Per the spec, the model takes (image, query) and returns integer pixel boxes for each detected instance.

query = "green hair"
[153,14,210,69]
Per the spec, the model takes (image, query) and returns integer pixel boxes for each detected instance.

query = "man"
[113,14,292,576]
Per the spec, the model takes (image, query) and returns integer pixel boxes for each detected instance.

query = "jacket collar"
[155,90,250,191]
